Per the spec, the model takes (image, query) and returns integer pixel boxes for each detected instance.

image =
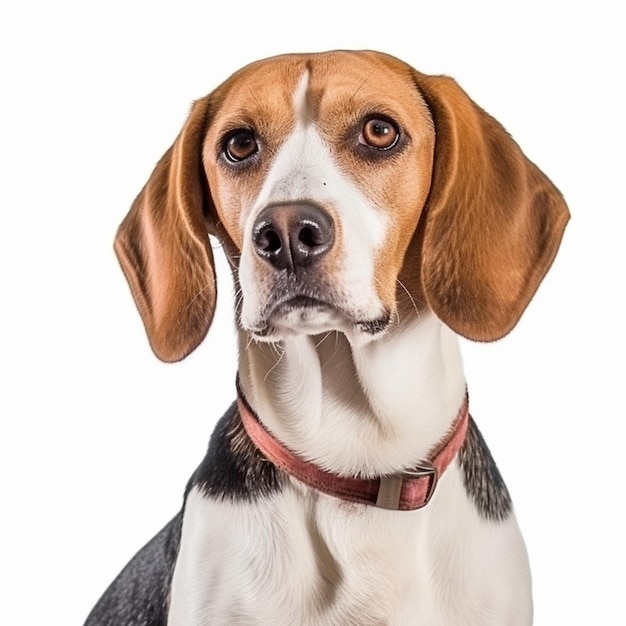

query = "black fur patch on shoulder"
[84,513,182,626]
[191,401,285,501]
[458,417,513,522]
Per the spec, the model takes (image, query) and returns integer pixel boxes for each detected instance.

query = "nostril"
[256,226,282,254]
[298,225,320,248]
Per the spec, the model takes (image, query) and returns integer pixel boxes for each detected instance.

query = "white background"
[1,1,623,624]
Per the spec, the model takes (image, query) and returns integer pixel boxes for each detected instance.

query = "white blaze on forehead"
[293,69,310,126]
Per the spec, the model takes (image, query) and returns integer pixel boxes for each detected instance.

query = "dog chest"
[168,469,531,626]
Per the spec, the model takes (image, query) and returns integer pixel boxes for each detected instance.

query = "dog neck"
[237,311,466,478]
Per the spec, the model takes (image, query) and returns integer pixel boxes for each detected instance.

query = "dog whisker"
[263,347,286,381]
[396,279,420,322]
[245,333,256,351]
[314,331,332,349]
[185,281,215,313]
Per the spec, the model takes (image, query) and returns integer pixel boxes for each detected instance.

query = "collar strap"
[237,390,469,512]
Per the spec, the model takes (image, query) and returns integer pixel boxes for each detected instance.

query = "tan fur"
[412,69,570,341]
[114,98,217,362]
[115,50,569,362]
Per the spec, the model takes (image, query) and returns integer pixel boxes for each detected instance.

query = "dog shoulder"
[458,417,513,521]
[189,401,285,502]
[84,513,182,626]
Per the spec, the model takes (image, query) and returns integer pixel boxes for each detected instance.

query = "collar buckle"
[375,463,439,511]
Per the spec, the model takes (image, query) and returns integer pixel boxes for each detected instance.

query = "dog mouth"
[249,294,391,341]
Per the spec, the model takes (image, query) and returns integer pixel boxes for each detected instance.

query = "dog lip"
[272,295,330,313]
[246,294,392,341]
[356,313,392,335]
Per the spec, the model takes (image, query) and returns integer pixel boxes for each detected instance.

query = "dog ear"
[412,71,569,341]
[114,96,217,362]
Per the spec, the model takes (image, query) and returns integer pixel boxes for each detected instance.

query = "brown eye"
[224,130,258,162]
[360,118,399,150]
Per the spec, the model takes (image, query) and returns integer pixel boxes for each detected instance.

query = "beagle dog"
[85,50,569,625]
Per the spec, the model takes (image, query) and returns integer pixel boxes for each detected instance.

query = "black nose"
[252,203,335,271]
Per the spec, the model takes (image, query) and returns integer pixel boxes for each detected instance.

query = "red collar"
[237,389,469,511]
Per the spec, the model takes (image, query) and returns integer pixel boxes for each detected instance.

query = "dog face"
[203,52,435,344]
[114,51,569,362]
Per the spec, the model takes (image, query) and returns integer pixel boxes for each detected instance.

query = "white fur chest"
[168,465,531,626]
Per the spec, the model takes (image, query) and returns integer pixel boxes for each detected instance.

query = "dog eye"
[359,117,399,150]
[223,130,258,162]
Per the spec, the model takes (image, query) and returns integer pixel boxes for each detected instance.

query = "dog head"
[115,51,569,362]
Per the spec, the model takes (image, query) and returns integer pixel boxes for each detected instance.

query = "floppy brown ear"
[114,97,217,362]
[413,71,569,341]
